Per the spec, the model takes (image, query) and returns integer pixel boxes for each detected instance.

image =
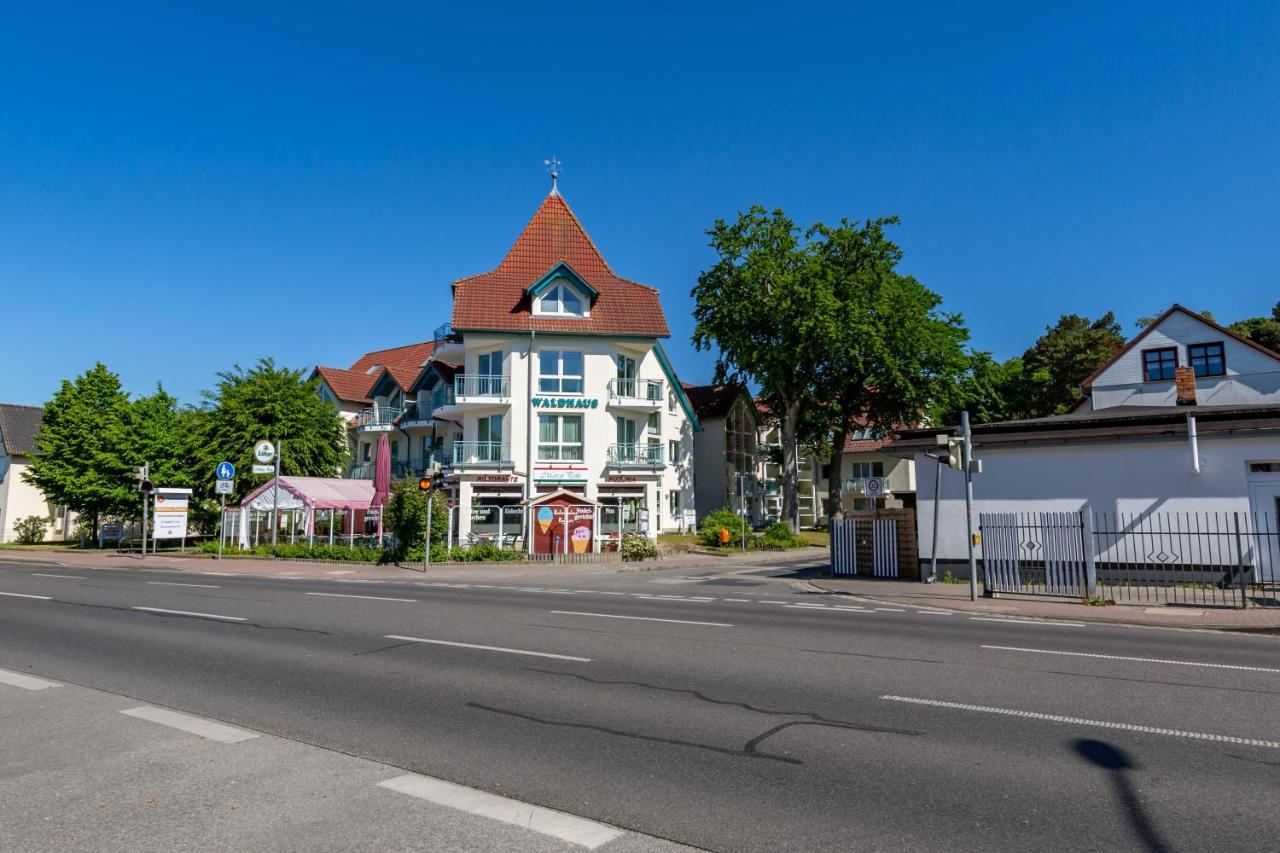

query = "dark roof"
[348,340,437,391]
[1081,304,1280,391]
[680,384,746,420]
[0,404,42,457]
[891,402,1280,450]
[451,193,670,338]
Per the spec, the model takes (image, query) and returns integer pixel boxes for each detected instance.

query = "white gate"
[831,517,899,577]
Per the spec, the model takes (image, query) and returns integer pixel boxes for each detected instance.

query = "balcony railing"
[427,387,457,412]
[453,441,512,466]
[607,378,664,403]
[432,322,459,343]
[350,454,446,480]
[608,443,664,467]
[454,375,510,399]
[354,405,402,429]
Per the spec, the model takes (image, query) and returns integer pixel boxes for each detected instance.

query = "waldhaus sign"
[531,397,600,409]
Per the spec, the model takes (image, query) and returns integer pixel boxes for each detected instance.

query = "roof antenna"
[544,155,561,196]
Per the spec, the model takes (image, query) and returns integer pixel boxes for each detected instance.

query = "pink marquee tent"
[236,476,375,548]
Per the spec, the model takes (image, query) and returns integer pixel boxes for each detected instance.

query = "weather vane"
[544,155,561,195]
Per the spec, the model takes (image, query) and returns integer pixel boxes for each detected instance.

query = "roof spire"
[544,155,561,196]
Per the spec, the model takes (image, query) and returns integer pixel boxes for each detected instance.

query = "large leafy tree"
[1229,300,1280,354]
[692,208,835,532]
[806,217,970,518]
[1016,312,1124,417]
[195,358,348,503]
[939,352,1027,424]
[23,363,134,538]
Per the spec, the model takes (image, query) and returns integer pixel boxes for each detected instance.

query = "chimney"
[1174,366,1197,406]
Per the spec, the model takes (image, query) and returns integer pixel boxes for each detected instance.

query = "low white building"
[897,305,1280,567]
[0,404,75,543]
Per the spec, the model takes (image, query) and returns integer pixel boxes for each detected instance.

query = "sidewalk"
[0,545,827,582]
[809,575,1280,632]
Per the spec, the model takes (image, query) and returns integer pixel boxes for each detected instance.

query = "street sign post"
[214,477,234,559]
[216,461,235,481]
[253,441,283,545]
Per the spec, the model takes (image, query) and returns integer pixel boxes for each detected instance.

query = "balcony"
[454,375,511,406]
[608,443,664,468]
[354,405,402,431]
[349,455,445,480]
[607,378,664,410]
[453,441,513,468]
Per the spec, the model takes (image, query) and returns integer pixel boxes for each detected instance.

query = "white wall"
[1091,311,1280,409]
[0,455,74,542]
[914,433,1280,561]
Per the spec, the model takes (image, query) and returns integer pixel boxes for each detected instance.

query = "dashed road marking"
[982,645,1280,673]
[305,592,416,603]
[378,773,624,849]
[132,606,245,622]
[0,667,61,690]
[31,573,84,580]
[0,591,51,600]
[549,611,733,628]
[880,695,1280,749]
[874,608,907,612]
[147,581,221,589]
[120,706,258,743]
[386,635,591,662]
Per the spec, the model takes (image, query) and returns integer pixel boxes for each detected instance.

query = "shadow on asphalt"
[1074,738,1170,853]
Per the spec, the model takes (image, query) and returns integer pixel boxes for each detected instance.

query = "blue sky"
[2,2,1278,405]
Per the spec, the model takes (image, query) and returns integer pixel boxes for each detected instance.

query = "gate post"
[1234,513,1249,609]
[1080,507,1098,602]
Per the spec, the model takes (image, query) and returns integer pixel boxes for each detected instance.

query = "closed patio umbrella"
[371,433,391,541]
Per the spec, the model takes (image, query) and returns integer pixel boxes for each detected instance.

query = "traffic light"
[135,465,153,493]
[418,477,433,492]
[936,434,965,472]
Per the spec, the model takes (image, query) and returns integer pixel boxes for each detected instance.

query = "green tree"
[22,363,133,539]
[806,217,970,518]
[382,479,449,557]
[196,358,348,504]
[1229,300,1280,354]
[1018,312,1124,417]
[939,352,1027,424]
[119,386,205,527]
[692,208,833,531]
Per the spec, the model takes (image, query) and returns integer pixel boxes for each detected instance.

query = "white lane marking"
[598,591,626,596]
[832,606,869,612]
[789,603,828,609]
[147,581,221,589]
[970,616,1086,628]
[132,606,245,622]
[880,695,1280,749]
[874,607,906,612]
[982,645,1280,674]
[724,598,751,603]
[759,600,787,605]
[386,635,591,662]
[305,592,416,603]
[917,610,953,615]
[550,611,733,628]
[0,668,61,690]
[197,572,234,576]
[32,573,84,580]
[120,706,258,743]
[0,591,51,600]
[378,773,623,849]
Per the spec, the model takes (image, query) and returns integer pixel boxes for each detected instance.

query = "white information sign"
[152,488,193,540]
[681,509,697,532]
[252,464,274,474]
[253,441,276,464]
[215,479,234,495]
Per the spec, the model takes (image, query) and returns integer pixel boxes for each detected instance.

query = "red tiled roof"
[348,340,437,391]
[314,367,374,404]
[451,193,670,338]
[843,436,890,453]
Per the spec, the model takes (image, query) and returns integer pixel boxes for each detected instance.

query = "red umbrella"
[371,433,391,541]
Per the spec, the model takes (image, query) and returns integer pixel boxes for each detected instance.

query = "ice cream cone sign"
[571,525,591,553]
[536,506,554,535]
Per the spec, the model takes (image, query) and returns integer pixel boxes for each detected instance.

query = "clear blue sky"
[3,2,1278,406]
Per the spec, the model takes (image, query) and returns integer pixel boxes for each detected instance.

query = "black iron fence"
[978,510,1279,608]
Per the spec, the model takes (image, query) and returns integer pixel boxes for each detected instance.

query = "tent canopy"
[240,476,375,512]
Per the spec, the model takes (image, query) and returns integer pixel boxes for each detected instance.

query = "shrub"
[14,515,49,545]
[621,532,658,560]
[699,508,747,547]
[755,521,803,550]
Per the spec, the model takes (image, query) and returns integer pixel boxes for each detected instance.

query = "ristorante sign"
[531,397,600,409]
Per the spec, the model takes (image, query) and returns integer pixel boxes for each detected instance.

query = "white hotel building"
[391,188,701,552]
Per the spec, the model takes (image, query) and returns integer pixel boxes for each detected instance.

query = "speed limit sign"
[865,477,885,497]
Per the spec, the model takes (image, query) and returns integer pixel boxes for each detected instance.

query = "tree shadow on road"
[1074,738,1171,853]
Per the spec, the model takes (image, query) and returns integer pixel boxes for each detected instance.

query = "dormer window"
[537,279,587,317]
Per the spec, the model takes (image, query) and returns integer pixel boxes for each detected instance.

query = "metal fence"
[831,517,899,577]
[979,510,1280,608]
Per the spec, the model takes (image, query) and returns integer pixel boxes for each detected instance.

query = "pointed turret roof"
[451,193,670,337]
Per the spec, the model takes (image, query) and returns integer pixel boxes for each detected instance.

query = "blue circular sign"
[215,461,236,480]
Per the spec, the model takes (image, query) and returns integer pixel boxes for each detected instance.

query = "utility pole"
[217,492,226,561]
[140,461,150,557]
[270,440,282,545]
[961,411,979,602]
[928,453,943,583]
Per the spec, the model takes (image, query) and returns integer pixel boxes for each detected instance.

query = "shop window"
[1142,347,1177,382]
[1188,342,1225,377]
[538,414,583,461]
[538,350,584,394]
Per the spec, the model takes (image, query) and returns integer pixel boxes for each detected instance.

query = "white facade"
[1088,307,1280,410]
[419,333,698,547]
[0,451,74,543]
[914,433,1280,563]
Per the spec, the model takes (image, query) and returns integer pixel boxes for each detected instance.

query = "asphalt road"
[2,559,1279,851]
